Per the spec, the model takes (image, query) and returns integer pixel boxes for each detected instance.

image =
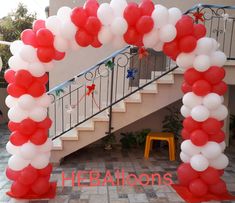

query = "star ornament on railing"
[192,11,204,22]
[138,47,149,60]
[127,69,138,80]
[86,84,96,96]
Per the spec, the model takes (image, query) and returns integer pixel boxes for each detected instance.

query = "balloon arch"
[4,0,229,200]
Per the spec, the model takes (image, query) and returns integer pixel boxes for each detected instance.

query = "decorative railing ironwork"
[47,4,235,140]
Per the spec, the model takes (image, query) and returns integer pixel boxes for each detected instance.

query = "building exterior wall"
[0,88,8,124]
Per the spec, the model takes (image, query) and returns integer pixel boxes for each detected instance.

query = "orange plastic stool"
[144,132,176,161]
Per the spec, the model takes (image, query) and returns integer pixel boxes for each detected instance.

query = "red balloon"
[163,40,179,58]
[184,68,202,85]
[30,129,48,145]
[31,177,50,195]
[37,74,49,85]
[202,118,222,135]
[7,83,26,98]
[33,20,46,32]
[218,170,224,176]
[15,70,34,89]
[91,36,102,48]
[136,16,154,34]
[124,27,140,45]
[189,179,208,197]
[71,7,88,28]
[209,130,225,143]
[124,3,142,26]
[181,82,192,93]
[54,50,66,61]
[134,35,144,47]
[21,29,38,47]
[39,164,53,176]
[38,117,52,129]
[18,119,37,135]
[181,128,190,140]
[4,69,15,83]
[190,129,209,146]
[203,66,225,85]
[139,0,154,16]
[193,24,207,40]
[212,81,227,95]
[183,117,201,133]
[84,0,99,17]
[18,165,38,185]
[8,121,20,132]
[192,80,212,96]
[209,179,228,195]
[85,16,101,35]
[179,36,197,53]
[37,47,55,63]
[36,28,54,47]
[10,131,29,146]
[27,81,46,97]
[11,181,29,197]
[176,16,194,38]
[177,163,199,186]
[6,167,20,181]
[200,167,220,185]
[75,29,93,47]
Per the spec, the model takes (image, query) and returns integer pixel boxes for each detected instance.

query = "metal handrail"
[185,4,235,14]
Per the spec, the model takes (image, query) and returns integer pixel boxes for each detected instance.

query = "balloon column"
[4,0,229,200]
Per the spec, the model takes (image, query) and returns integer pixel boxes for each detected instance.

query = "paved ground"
[0,124,235,203]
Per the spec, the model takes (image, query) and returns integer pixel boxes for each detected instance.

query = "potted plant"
[103,133,116,150]
[120,132,136,149]
[135,129,151,148]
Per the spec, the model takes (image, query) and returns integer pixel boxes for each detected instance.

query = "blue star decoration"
[127,69,138,80]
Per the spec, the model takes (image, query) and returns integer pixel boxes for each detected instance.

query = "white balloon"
[110,17,128,35]
[60,20,77,40]
[153,42,163,52]
[219,142,226,152]
[176,52,195,69]
[54,36,70,52]
[29,107,47,122]
[20,142,37,160]
[211,38,219,51]
[190,154,209,172]
[180,105,191,118]
[28,62,45,77]
[183,92,203,108]
[201,142,222,160]
[112,36,127,49]
[5,96,18,108]
[39,138,53,152]
[180,152,191,163]
[8,55,29,71]
[57,7,72,21]
[18,94,36,110]
[19,45,38,63]
[203,93,222,110]
[191,105,210,122]
[8,155,30,171]
[98,3,114,26]
[210,154,229,170]
[31,154,50,169]
[220,96,224,103]
[37,94,51,107]
[143,28,159,48]
[6,141,20,155]
[210,51,227,67]
[159,24,177,43]
[193,55,211,72]
[195,37,214,55]
[8,106,28,123]
[168,7,182,25]
[152,5,169,28]
[181,140,201,156]
[98,26,113,44]
[10,40,24,55]
[46,16,61,35]
[110,0,127,17]
[210,105,228,121]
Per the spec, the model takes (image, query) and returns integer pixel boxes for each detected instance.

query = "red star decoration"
[193,11,204,22]
[86,84,96,96]
[138,47,149,60]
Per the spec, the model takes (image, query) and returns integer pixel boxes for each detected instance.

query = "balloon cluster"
[5,0,230,199]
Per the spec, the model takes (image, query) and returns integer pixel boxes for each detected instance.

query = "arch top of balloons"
[4,0,229,200]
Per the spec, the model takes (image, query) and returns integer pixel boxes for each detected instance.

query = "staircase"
[48,4,235,163]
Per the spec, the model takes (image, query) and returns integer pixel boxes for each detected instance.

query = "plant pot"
[104,144,112,151]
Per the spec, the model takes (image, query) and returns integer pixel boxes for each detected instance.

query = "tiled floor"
[0,124,235,203]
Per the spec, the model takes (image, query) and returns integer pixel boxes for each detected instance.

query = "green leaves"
[55,89,65,97]
[105,60,115,70]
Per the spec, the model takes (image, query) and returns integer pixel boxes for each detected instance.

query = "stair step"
[52,138,63,150]
[124,92,142,103]
[156,74,174,84]
[173,68,184,74]
[112,101,126,112]
[61,128,79,141]
[77,120,94,131]
[140,83,158,94]
[92,114,109,122]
